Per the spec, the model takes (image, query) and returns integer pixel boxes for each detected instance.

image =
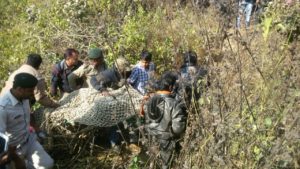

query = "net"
[43,86,143,127]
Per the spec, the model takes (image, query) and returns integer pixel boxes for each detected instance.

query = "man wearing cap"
[95,57,131,90]
[0,54,59,108]
[91,57,132,151]
[0,73,54,169]
[68,48,108,91]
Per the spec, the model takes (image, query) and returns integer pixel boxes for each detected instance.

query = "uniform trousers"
[10,134,53,169]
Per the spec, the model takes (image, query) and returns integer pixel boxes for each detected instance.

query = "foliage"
[261,1,300,42]
[0,0,299,169]
[129,156,140,169]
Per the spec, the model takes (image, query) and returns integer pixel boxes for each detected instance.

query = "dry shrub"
[175,3,300,169]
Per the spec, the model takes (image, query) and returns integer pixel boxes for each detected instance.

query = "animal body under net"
[45,86,143,127]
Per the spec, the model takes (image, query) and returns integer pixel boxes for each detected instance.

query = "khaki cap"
[114,57,131,72]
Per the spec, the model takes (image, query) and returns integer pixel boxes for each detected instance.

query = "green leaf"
[199,97,205,105]
[276,23,286,32]
[253,145,260,155]
[263,17,273,40]
[264,117,272,127]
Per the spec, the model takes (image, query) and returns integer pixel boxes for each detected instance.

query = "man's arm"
[0,147,26,169]
[127,68,139,85]
[68,64,86,90]
[171,102,187,136]
[30,113,39,132]
[0,152,9,166]
[0,107,7,136]
[50,64,61,96]
[35,79,60,108]
[9,151,26,169]
[0,108,8,166]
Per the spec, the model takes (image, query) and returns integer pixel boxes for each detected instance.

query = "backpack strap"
[57,60,65,73]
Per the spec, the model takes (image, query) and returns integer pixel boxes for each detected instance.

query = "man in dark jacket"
[177,50,208,108]
[51,48,83,96]
[144,71,187,169]
[93,57,132,151]
[94,57,131,90]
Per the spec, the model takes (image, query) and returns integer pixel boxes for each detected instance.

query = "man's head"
[140,50,152,69]
[183,51,197,66]
[114,57,131,74]
[26,53,42,69]
[88,48,104,67]
[157,71,178,91]
[64,48,80,67]
[12,73,38,100]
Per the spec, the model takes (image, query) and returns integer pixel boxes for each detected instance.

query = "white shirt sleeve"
[0,107,7,133]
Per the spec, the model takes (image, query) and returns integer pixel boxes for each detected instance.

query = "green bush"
[0,0,299,168]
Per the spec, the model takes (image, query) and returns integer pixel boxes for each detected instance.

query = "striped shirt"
[128,64,148,95]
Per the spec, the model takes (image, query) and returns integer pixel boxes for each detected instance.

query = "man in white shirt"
[0,73,53,169]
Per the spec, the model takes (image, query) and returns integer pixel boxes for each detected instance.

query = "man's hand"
[7,147,26,169]
[37,130,47,140]
[117,79,127,87]
[0,146,17,165]
[36,130,48,144]
[100,90,110,96]
[0,152,9,165]
[51,102,60,109]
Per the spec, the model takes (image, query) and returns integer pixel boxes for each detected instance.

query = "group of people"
[0,47,207,169]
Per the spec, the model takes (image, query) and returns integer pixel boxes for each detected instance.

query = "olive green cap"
[88,48,103,59]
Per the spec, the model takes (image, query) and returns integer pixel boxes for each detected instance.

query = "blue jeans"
[108,126,120,146]
[237,1,253,29]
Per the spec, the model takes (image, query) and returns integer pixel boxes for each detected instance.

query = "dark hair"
[64,48,79,59]
[12,72,38,89]
[26,53,42,69]
[183,51,197,66]
[157,71,178,91]
[140,50,152,62]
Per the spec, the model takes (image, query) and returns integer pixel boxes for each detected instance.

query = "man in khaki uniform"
[0,54,59,108]
[68,48,108,91]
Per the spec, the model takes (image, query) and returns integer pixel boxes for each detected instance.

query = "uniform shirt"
[0,91,30,146]
[68,62,108,91]
[127,63,150,95]
[51,59,83,96]
[0,64,57,108]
